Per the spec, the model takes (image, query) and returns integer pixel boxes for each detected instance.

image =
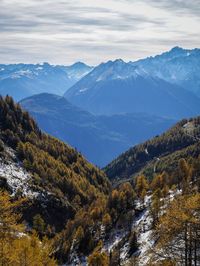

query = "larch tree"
[151,193,200,266]
[0,191,56,266]
[135,175,149,200]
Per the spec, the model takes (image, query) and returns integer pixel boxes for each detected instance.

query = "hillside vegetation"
[0,96,137,263]
[105,117,200,183]
[0,95,111,234]
[1,96,200,265]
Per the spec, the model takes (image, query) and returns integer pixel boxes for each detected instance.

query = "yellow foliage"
[136,175,149,198]
[152,193,200,265]
[88,243,109,266]
[102,213,111,227]
[0,191,57,266]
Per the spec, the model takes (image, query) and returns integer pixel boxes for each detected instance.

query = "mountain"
[104,116,200,183]
[63,61,93,81]
[64,59,200,119]
[2,95,200,265]
[20,93,175,167]
[131,46,200,96]
[0,62,92,101]
[0,95,121,264]
[0,94,110,223]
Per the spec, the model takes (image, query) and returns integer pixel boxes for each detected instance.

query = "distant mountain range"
[1,47,200,165]
[64,57,200,119]
[20,93,175,166]
[131,46,200,96]
[0,62,93,101]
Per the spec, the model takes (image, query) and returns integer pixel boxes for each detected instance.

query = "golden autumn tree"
[151,193,200,265]
[178,158,192,194]
[135,175,149,200]
[150,188,162,226]
[150,172,168,192]
[88,241,109,266]
[0,190,56,266]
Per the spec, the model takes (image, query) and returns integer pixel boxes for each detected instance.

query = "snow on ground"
[103,190,183,264]
[131,195,154,265]
[136,209,154,265]
[0,159,35,197]
[102,195,154,262]
[103,226,127,254]
[137,189,182,265]
[79,88,89,93]
[103,194,155,263]
[0,147,38,197]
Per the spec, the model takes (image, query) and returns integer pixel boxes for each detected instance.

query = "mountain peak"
[42,62,51,67]
[113,58,125,64]
[170,46,184,52]
[69,61,92,69]
[88,59,144,83]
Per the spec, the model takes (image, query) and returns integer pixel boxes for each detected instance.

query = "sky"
[0,0,200,65]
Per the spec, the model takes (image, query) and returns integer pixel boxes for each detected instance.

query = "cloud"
[144,0,200,16]
[0,0,199,64]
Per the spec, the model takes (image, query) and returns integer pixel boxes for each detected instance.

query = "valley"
[1,47,200,266]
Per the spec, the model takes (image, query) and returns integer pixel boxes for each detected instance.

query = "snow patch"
[0,159,33,196]
[79,88,89,93]
[36,66,43,70]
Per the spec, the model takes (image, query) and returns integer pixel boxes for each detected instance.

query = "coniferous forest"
[1,94,200,265]
[1,1,200,264]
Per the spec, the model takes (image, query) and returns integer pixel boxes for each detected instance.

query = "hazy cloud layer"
[0,0,199,64]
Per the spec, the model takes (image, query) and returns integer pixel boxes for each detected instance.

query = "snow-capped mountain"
[131,46,200,96]
[64,58,200,119]
[0,62,92,100]
[66,59,146,87]
[63,61,93,81]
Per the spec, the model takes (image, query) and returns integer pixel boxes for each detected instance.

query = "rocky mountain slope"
[131,46,200,96]
[64,59,200,119]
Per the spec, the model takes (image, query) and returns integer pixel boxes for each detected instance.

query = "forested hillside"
[105,117,200,183]
[0,95,109,198]
[0,95,112,264]
[0,96,141,264]
[1,95,200,265]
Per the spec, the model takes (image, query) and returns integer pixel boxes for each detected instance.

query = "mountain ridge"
[104,116,200,183]
[64,58,200,119]
[131,46,200,96]
[20,92,175,166]
[0,62,93,100]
